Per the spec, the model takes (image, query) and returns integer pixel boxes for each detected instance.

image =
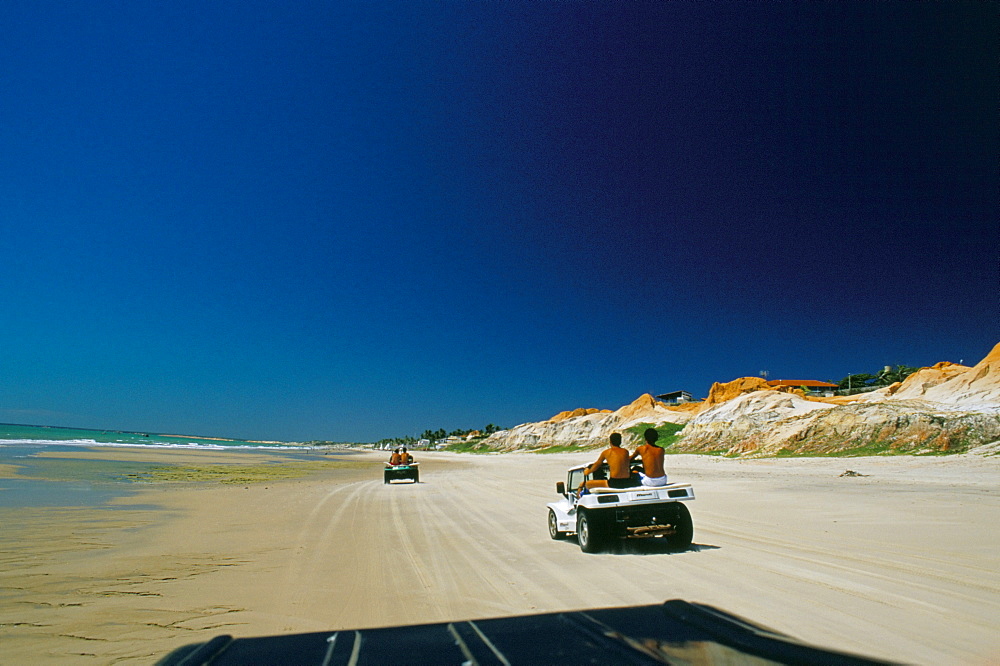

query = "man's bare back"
[580,433,633,491]
[631,443,665,478]
[593,445,631,479]
[630,428,668,486]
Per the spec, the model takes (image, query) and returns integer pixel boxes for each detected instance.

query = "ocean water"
[0,423,320,509]
[0,422,305,450]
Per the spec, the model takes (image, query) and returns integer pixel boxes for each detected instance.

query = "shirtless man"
[579,433,635,492]
[389,448,403,466]
[630,428,668,487]
[399,447,413,465]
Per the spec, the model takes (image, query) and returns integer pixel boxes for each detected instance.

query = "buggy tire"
[548,509,567,540]
[665,502,693,550]
[577,511,605,553]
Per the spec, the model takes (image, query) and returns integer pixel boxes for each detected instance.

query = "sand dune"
[1,448,998,664]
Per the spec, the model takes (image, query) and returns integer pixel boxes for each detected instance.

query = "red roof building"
[766,379,838,396]
[766,380,838,388]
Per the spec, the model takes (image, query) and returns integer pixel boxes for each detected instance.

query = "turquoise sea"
[0,422,304,450]
[0,423,322,509]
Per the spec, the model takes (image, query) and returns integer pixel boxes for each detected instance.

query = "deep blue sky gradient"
[2,2,996,441]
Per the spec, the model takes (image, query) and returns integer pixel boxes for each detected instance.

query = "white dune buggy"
[547,463,694,553]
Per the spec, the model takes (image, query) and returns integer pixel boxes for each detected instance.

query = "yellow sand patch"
[0,463,23,479]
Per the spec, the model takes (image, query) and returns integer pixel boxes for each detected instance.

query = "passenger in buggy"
[630,428,668,487]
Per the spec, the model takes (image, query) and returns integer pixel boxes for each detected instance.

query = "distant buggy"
[547,463,694,553]
[384,463,419,484]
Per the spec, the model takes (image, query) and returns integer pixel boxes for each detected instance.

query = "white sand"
[1,449,998,664]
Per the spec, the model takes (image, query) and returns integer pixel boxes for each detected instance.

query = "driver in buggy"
[577,433,638,494]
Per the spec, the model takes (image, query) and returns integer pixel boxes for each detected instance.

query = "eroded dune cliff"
[482,342,1000,456]
[484,394,691,452]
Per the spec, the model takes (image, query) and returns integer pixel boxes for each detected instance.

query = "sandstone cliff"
[482,342,1000,456]
[482,394,690,452]
[859,344,1000,408]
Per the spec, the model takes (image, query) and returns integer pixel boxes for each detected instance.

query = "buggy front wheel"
[548,509,566,540]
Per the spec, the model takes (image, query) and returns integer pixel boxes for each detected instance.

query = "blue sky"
[1,2,996,442]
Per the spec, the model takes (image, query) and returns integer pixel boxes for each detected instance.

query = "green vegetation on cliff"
[625,422,686,450]
[443,439,495,453]
[837,364,919,392]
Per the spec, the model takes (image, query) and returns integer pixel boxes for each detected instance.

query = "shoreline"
[0,448,997,664]
[0,445,363,509]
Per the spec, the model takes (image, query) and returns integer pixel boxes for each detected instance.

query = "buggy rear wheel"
[576,511,605,553]
[665,502,693,550]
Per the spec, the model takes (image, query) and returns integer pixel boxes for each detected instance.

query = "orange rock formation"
[547,407,611,423]
[614,394,663,421]
[700,377,772,410]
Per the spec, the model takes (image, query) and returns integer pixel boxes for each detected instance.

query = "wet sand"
[1,448,998,664]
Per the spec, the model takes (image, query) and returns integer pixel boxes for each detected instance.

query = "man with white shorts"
[631,428,668,487]
[639,471,668,487]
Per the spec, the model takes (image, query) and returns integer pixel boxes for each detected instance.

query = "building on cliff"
[766,379,838,397]
[656,390,693,404]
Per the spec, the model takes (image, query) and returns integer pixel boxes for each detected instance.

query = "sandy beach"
[1,448,998,665]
